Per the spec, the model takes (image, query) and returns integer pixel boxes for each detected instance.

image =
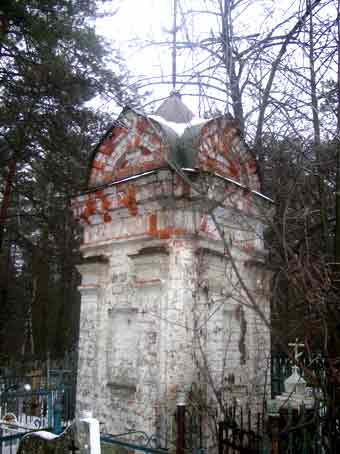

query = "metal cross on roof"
[288,339,305,362]
[172,0,178,91]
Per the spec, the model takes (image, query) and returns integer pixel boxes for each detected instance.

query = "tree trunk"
[0,153,17,252]
[335,0,340,263]
[221,0,245,134]
[254,0,321,187]
[308,0,328,251]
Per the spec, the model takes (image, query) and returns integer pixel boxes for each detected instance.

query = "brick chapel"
[71,93,271,441]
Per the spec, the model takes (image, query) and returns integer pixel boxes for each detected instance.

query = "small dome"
[284,366,306,395]
[155,91,194,124]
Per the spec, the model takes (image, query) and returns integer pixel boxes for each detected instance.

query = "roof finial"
[172,0,178,92]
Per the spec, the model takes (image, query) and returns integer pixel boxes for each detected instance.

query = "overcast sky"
[94,0,312,116]
[96,0,175,111]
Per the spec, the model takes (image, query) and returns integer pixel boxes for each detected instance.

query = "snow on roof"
[149,114,209,136]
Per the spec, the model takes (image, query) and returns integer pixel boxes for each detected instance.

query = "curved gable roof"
[88,108,178,188]
[87,106,260,192]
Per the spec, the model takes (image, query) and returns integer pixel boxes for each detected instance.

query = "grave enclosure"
[0,355,77,453]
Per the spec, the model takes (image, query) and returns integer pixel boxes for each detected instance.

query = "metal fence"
[0,430,27,454]
[101,433,168,454]
[0,386,74,429]
[217,403,318,454]
[0,366,76,454]
[271,354,292,398]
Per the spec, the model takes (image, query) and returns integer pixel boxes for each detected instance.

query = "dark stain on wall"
[235,304,247,364]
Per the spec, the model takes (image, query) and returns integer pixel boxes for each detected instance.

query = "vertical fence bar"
[46,351,50,390]
[218,422,223,454]
[0,425,3,454]
[287,403,293,454]
[53,399,62,434]
[315,401,321,454]
[256,412,260,453]
[270,416,279,454]
[176,401,185,454]
[47,391,53,428]
[301,402,307,454]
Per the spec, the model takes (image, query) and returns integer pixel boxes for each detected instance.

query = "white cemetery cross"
[286,339,307,395]
[288,339,305,363]
[16,410,101,454]
[272,341,315,411]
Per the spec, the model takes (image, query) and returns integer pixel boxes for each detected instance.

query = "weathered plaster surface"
[72,110,271,440]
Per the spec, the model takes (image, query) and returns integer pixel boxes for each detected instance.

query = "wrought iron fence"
[0,386,74,430]
[0,430,27,454]
[0,368,76,454]
[100,432,168,454]
[271,354,292,398]
[217,400,340,454]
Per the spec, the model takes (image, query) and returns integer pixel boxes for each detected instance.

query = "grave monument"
[71,93,271,441]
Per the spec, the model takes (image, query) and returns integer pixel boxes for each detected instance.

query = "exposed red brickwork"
[142,147,152,156]
[198,117,260,191]
[174,175,191,197]
[133,136,141,147]
[104,174,114,184]
[98,191,112,212]
[74,189,115,225]
[158,227,186,239]
[103,212,112,223]
[147,213,186,239]
[118,185,138,216]
[73,176,168,226]
[88,110,259,193]
[228,157,241,179]
[80,198,97,224]
[241,242,255,254]
[136,118,149,135]
[80,213,91,225]
[113,158,165,180]
[72,110,263,250]
[89,111,169,187]
[148,213,158,236]
[92,160,104,171]
[99,139,113,156]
